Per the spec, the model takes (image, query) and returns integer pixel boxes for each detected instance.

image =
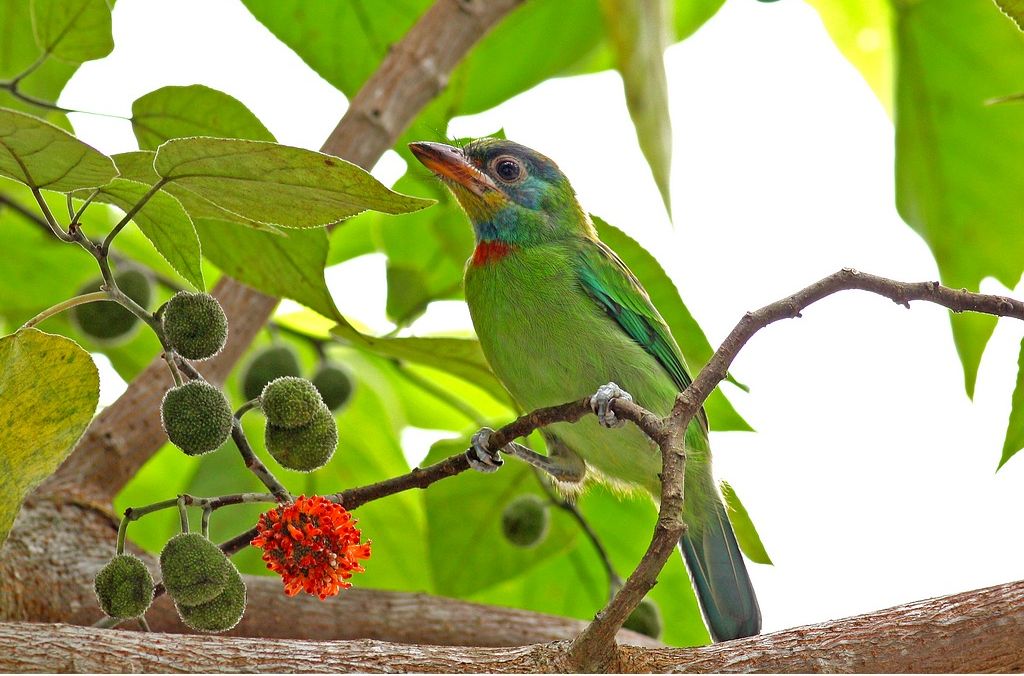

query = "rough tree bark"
[3,578,1023,672]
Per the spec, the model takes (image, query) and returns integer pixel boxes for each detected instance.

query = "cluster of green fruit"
[93,533,246,633]
[241,343,353,413]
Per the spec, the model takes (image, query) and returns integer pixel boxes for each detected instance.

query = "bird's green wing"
[576,237,708,428]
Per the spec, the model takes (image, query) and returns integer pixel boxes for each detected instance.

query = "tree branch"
[4,578,1023,672]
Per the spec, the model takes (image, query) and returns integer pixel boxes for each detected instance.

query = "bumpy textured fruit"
[311,364,354,412]
[261,376,323,429]
[94,554,154,619]
[161,380,233,456]
[70,269,152,344]
[162,291,228,360]
[241,345,301,402]
[265,405,338,472]
[175,561,246,633]
[501,495,549,548]
[623,598,663,640]
[160,532,232,606]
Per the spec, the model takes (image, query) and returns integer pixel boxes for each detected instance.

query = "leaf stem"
[100,179,168,254]
[21,291,109,329]
[28,187,73,242]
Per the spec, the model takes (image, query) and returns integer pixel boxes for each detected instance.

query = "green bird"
[409,138,761,643]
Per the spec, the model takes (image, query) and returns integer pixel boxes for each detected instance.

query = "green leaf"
[114,151,282,234]
[0,328,98,547]
[894,0,1024,396]
[0,107,116,191]
[993,0,1024,30]
[600,0,673,215]
[423,437,578,596]
[592,216,751,432]
[330,322,513,408]
[131,85,274,151]
[0,1,79,121]
[86,178,205,291]
[194,217,341,320]
[804,0,894,114]
[998,338,1024,470]
[152,137,434,229]
[30,0,113,64]
[674,0,726,41]
[719,480,771,565]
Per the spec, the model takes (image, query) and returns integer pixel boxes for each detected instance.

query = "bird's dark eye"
[493,157,522,182]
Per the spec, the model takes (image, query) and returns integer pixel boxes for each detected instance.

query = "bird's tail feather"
[679,496,761,642]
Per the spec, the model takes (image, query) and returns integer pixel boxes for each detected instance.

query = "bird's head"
[408,138,590,246]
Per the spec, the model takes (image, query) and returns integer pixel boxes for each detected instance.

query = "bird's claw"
[468,427,504,473]
[591,382,633,429]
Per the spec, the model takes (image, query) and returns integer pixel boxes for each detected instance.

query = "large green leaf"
[152,137,434,229]
[592,216,751,432]
[122,87,346,320]
[600,0,673,215]
[0,328,98,546]
[999,339,1024,470]
[30,0,113,64]
[423,437,579,596]
[131,85,275,151]
[0,108,116,191]
[804,0,893,114]
[0,1,78,121]
[86,178,205,290]
[330,321,512,407]
[719,480,771,565]
[195,217,341,320]
[894,0,1024,396]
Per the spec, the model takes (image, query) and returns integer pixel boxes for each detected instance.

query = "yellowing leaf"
[0,329,98,547]
[998,339,1024,470]
[720,480,772,565]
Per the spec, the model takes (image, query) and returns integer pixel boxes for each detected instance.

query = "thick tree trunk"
[3,578,1022,673]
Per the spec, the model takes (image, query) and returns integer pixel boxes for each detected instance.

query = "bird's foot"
[468,427,505,473]
[590,382,633,428]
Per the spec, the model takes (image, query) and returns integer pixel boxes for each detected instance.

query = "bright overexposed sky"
[62,0,1024,635]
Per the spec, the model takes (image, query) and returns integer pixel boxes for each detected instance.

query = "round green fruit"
[94,554,154,619]
[623,598,663,640]
[265,405,338,472]
[70,268,153,344]
[175,561,246,633]
[311,364,354,412]
[161,380,233,456]
[160,532,232,606]
[241,345,301,402]
[162,291,228,361]
[260,376,323,429]
[501,495,549,548]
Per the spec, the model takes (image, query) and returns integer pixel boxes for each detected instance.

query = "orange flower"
[251,495,371,599]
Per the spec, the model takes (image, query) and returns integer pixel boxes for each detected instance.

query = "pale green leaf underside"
[30,0,113,64]
[88,178,205,291]
[131,84,275,151]
[152,137,435,229]
[719,480,772,565]
[998,339,1024,470]
[0,328,98,547]
[0,107,116,192]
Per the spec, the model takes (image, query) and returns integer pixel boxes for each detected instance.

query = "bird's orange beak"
[408,142,497,197]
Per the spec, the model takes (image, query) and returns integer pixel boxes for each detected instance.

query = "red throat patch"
[471,240,516,266]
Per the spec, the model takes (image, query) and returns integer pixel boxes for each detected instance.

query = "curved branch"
[3,578,1023,672]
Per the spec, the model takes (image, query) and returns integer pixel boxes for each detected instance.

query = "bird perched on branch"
[409,137,760,642]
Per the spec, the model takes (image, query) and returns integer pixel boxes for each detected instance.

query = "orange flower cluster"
[251,495,371,599]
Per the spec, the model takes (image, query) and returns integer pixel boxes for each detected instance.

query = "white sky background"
[63,0,1024,634]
